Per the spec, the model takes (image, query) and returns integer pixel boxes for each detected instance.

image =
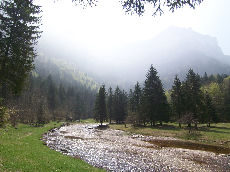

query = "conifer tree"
[141,65,169,126]
[0,0,42,97]
[171,75,183,127]
[201,72,209,85]
[107,87,113,124]
[112,86,127,123]
[182,69,203,127]
[130,82,142,124]
[128,89,134,112]
[133,82,142,112]
[94,85,107,126]
[203,92,218,127]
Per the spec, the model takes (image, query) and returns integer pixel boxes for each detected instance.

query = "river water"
[43,124,230,172]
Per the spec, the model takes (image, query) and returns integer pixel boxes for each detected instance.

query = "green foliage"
[127,82,142,125]
[107,87,113,123]
[171,75,183,123]
[141,65,169,125]
[181,69,203,122]
[94,85,107,125]
[112,87,128,123]
[203,92,218,124]
[0,0,42,96]
[222,76,230,121]
[36,101,48,126]
[0,103,9,127]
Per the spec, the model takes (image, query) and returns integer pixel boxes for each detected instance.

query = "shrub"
[0,105,10,127]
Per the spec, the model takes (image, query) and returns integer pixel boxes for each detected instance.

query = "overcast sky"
[37,0,230,55]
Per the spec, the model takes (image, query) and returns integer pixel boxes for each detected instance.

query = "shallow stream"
[43,124,230,171]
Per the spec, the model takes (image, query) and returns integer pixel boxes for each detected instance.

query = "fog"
[36,0,230,88]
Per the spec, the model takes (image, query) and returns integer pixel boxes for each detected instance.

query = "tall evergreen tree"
[171,75,183,127]
[112,86,127,123]
[128,89,134,112]
[107,87,113,124]
[141,65,169,126]
[203,92,218,126]
[183,69,203,126]
[129,82,142,124]
[133,82,142,112]
[94,85,107,125]
[0,0,42,97]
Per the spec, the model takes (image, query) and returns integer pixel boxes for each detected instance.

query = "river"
[43,123,230,171]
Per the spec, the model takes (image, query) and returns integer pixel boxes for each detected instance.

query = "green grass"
[0,122,104,172]
[109,123,230,148]
[79,118,97,123]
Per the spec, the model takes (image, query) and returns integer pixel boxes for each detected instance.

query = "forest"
[94,66,230,128]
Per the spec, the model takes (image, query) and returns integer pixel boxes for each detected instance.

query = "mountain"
[85,26,230,89]
[37,26,230,90]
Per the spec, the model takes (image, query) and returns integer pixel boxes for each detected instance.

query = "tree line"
[4,73,96,126]
[94,65,230,128]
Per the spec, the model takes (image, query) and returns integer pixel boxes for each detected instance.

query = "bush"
[0,105,10,127]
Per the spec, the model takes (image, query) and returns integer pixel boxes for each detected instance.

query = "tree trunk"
[160,121,162,126]
[179,123,181,128]
[195,123,198,130]
[188,123,191,133]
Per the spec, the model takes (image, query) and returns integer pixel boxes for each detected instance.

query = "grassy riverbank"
[109,123,230,148]
[0,122,104,172]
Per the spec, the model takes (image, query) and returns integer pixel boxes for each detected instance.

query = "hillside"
[34,55,99,91]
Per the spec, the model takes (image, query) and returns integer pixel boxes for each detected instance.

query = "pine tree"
[141,65,169,126]
[201,72,209,85]
[112,86,127,124]
[130,82,142,124]
[0,0,42,97]
[183,69,203,127]
[171,75,183,127]
[203,92,218,127]
[107,87,113,124]
[128,89,134,112]
[133,82,142,112]
[94,85,107,126]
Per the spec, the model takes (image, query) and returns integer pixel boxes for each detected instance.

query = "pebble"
[43,124,230,172]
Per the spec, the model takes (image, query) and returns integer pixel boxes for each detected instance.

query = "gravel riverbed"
[43,124,230,172]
